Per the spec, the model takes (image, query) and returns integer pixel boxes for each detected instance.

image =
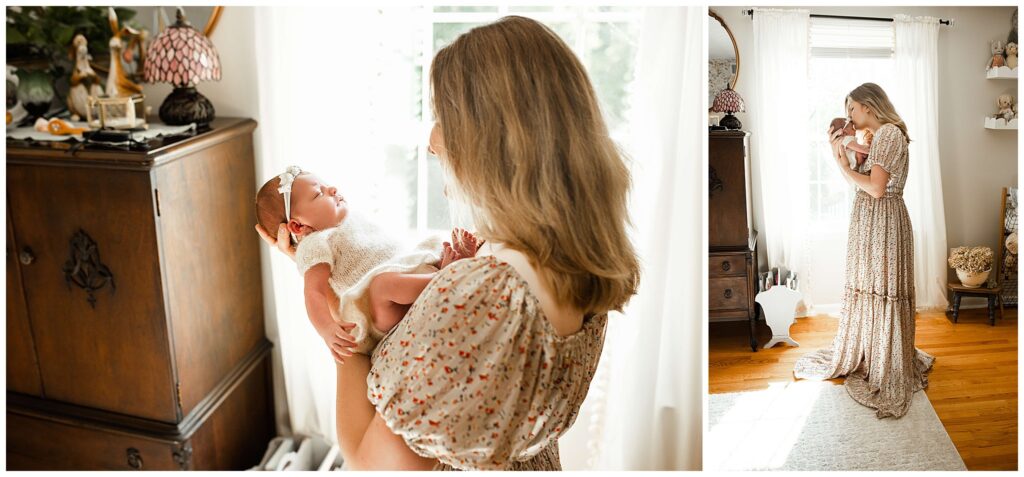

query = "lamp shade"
[143,14,221,88]
[711,87,746,114]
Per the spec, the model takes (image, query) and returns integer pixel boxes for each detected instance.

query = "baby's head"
[831,117,856,137]
[256,167,349,244]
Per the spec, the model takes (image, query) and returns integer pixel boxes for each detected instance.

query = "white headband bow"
[278,165,302,243]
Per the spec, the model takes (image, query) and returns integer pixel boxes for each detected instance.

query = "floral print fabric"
[368,255,607,469]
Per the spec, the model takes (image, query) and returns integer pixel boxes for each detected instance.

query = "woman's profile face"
[847,99,870,129]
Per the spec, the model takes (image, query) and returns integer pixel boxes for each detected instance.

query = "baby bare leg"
[368,272,435,332]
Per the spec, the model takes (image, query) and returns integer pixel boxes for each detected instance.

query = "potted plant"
[948,246,994,288]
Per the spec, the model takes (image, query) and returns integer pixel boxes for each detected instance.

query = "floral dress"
[367,254,608,470]
[793,123,934,418]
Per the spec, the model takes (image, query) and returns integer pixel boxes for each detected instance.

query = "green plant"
[6,6,138,77]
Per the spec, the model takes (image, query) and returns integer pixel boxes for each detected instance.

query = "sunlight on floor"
[707,380,826,471]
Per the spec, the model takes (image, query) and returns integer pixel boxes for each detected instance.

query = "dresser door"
[7,207,43,396]
[708,133,751,249]
[7,165,177,422]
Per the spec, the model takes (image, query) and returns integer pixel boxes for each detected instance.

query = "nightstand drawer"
[709,276,749,311]
[709,254,747,277]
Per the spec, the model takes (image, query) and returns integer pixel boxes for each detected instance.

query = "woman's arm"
[840,164,889,198]
[334,357,437,470]
[829,128,888,197]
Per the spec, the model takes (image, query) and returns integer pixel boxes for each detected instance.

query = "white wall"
[712,5,1019,310]
[131,6,259,120]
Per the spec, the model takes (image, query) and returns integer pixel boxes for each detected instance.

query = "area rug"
[706,381,966,471]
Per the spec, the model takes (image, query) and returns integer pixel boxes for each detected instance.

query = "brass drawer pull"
[18,247,34,265]
[724,288,733,299]
[721,261,731,272]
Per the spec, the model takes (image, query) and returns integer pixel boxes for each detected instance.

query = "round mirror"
[709,11,739,106]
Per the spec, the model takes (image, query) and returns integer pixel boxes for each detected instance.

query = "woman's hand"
[321,321,358,364]
[827,126,851,172]
[255,223,297,260]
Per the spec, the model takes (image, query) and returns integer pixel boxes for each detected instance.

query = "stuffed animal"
[995,94,1016,122]
[1007,42,1019,69]
[989,40,1007,69]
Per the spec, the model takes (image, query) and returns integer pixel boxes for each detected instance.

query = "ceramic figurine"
[106,7,144,100]
[67,34,105,121]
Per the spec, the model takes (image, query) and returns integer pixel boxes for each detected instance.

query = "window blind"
[810,17,894,58]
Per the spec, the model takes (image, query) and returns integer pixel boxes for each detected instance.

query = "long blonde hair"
[430,16,640,314]
[846,82,909,141]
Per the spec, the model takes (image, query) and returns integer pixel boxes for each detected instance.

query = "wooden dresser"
[6,118,274,469]
[708,130,759,351]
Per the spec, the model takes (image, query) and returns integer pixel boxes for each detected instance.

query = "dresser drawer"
[7,348,273,470]
[709,254,747,277]
[709,276,750,311]
[6,412,182,470]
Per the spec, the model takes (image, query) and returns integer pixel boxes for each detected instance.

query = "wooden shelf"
[986,66,1019,79]
[985,117,1018,129]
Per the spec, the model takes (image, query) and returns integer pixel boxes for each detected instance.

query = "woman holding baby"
[257,16,639,470]
[793,83,933,419]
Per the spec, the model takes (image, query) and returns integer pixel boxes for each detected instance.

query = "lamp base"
[159,86,216,126]
[720,113,743,130]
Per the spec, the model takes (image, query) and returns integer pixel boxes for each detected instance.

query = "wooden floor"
[709,307,1018,471]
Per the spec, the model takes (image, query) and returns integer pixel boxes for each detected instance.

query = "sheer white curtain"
[253,7,424,441]
[893,15,949,311]
[558,6,701,471]
[750,8,811,296]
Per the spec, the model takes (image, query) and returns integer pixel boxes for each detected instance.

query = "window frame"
[413,6,642,232]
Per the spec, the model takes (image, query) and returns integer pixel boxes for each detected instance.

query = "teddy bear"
[988,40,1007,69]
[1007,42,1019,69]
[995,94,1017,122]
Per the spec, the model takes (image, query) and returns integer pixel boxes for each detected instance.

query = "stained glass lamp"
[711,87,746,130]
[143,8,221,126]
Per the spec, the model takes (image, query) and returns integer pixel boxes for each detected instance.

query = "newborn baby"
[255,166,479,360]
[830,117,872,169]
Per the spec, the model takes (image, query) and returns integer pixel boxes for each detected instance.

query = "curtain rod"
[742,9,953,26]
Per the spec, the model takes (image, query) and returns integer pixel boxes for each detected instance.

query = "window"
[404,6,642,232]
[806,18,894,227]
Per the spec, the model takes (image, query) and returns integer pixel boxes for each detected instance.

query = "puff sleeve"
[865,123,907,175]
[295,229,335,275]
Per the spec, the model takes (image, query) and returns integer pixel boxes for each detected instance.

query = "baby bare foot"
[451,228,482,259]
[439,241,459,269]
